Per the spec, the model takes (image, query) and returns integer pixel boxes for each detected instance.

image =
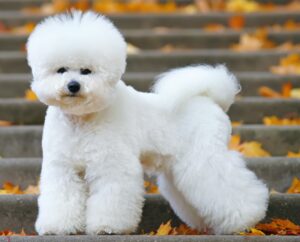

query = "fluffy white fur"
[27,11,269,236]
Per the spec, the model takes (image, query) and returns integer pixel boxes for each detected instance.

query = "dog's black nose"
[67,80,80,94]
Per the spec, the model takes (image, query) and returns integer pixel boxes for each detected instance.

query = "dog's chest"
[46,117,107,166]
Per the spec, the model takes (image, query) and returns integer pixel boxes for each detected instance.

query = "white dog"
[27,11,268,235]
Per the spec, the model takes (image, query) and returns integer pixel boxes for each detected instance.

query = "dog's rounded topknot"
[27,10,127,81]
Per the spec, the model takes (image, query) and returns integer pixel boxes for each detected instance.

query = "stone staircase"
[0,0,300,241]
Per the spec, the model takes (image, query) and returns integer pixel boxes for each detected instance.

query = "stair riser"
[0,52,298,73]
[0,159,40,188]
[1,12,300,29]
[0,0,50,10]
[233,126,300,156]
[0,99,299,125]
[229,99,300,124]
[0,79,30,98]
[0,126,298,157]
[0,158,299,193]
[0,0,293,10]
[0,236,300,242]
[1,32,300,50]
[0,74,300,98]
[0,195,298,235]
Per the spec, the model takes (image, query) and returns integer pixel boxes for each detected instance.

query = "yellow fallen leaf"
[155,220,174,235]
[0,21,8,33]
[256,219,300,235]
[160,44,175,53]
[11,22,36,35]
[74,0,90,11]
[258,86,282,98]
[276,42,300,51]
[0,229,28,236]
[232,31,300,52]
[23,0,71,15]
[182,4,198,14]
[228,135,242,150]
[270,189,279,194]
[239,228,265,236]
[176,224,200,235]
[23,185,40,195]
[286,177,300,194]
[281,54,300,66]
[127,43,140,54]
[93,0,177,14]
[231,29,275,52]
[282,82,292,97]
[263,116,300,125]
[194,0,210,13]
[270,54,300,75]
[285,20,300,30]
[291,88,300,99]
[52,0,70,12]
[226,0,260,12]
[0,182,39,195]
[228,15,245,30]
[148,221,203,235]
[144,181,159,194]
[25,89,38,101]
[0,182,23,194]
[240,142,271,157]
[203,23,225,32]
[229,135,270,157]
[287,150,300,158]
[0,120,12,126]
[258,83,294,98]
[231,121,243,127]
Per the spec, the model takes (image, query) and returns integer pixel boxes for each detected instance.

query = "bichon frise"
[27,11,268,235]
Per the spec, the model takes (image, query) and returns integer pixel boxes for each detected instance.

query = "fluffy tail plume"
[153,65,240,111]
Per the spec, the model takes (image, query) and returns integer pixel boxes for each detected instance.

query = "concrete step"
[0,0,50,11]
[1,157,299,193]
[0,194,299,236]
[1,50,299,73]
[0,98,299,125]
[1,30,300,50]
[0,158,40,188]
[0,72,299,98]
[1,11,300,29]
[0,74,31,98]
[232,125,300,156]
[0,125,298,158]
[0,235,300,242]
[0,0,293,11]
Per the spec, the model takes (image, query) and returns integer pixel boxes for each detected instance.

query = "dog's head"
[27,11,126,115]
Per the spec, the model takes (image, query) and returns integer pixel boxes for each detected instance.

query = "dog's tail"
[153,65,240,112]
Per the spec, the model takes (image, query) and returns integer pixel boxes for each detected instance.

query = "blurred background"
[0,0,300,237]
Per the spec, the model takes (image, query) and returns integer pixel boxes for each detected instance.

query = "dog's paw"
[86,225,119,235]
[35,216,84,235]
[86,217,138,235]
[86,224,135,235]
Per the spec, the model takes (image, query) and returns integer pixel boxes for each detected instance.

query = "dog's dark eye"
[57,67,67,74]
[80,68,92,75]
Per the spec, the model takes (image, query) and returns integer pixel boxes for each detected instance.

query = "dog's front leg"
[35,160,87,235]
[85,150,144,235]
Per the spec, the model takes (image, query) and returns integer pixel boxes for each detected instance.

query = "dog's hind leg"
[169,150,268,234]
[157,171,207,231]
[163,97,269,234]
